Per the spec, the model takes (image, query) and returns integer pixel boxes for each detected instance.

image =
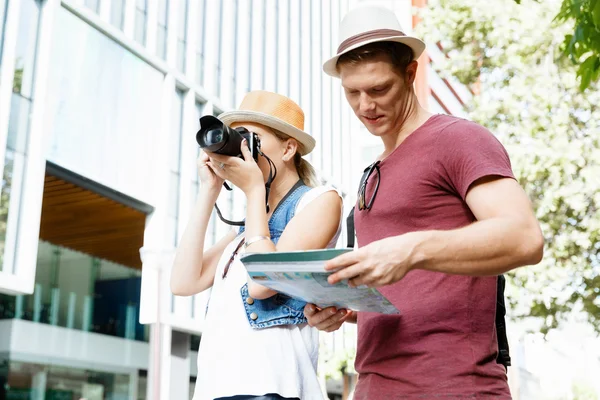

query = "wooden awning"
[39,164,153,270]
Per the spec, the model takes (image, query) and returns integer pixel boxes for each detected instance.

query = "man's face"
[339,55,414,138]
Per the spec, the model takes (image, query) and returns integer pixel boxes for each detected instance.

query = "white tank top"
[193,186,342,400]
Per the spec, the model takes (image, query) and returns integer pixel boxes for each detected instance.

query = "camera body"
[196,115,261,161]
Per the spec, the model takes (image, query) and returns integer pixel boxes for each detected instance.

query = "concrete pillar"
[31,369,47,400]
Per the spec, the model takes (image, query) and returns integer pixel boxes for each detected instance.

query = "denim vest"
[238,181,311,329]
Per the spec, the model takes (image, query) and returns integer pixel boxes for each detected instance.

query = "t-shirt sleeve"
[438,120,515,200]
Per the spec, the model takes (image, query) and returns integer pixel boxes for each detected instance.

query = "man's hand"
[304,304,355,332]
[325,234,423,288]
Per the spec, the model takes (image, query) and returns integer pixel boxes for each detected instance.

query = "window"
[168,89,185,245]
[190,101,204,209]
[231,0,239,105]
[0,0,8,69]
[246,1,253,92]
[110,0,125,30]
[157,0,169,60]
[2,361,131,398]
[286,0,291,96]
[134,0,147,45]
[0,241,147,341]
[195,0,207,85]
[84,0,99,13]
[261,1,266,88]
[297,0,302,104]
[177,0,188,72]
[274,1,279,92]
[215,0,224,96]
[1,0,41,274]
[44,7,163,203]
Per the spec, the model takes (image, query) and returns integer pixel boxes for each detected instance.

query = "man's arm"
[415,176,543,275]
[326,176,544,287]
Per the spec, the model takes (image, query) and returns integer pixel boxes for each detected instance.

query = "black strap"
[346,207,355,248]
[346,164,372,248]
[260,148,278,214]
[496,275,511,369]
[216,179,304,228]
[215,151,279,226]
[214,202,244,226]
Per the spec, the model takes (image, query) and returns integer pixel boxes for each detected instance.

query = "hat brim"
[323,36,426,78]
[218,110,316,156]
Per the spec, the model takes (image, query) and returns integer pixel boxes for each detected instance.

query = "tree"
[572,381,599,400]
[515,0,600,92]
[417,0,600,334]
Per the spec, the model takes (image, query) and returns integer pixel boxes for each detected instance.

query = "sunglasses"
[358,161,381,211]
[222,238,246,279]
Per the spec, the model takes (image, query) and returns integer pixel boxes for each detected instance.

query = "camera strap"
[214,151,278,226]
[260,149,278,214]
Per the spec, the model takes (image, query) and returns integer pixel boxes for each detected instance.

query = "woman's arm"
[244,188,343,299]
[170,189,237,296]
[170,151,237,297]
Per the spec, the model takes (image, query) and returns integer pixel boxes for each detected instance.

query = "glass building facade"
[0,0,365,398]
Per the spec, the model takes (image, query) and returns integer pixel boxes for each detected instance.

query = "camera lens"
[205,128,224,145]
[197,115,245,156]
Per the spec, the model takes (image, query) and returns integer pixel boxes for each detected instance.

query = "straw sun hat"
[218,91,315,155]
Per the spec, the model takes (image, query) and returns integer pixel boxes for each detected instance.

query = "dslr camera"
[196,115,260,161]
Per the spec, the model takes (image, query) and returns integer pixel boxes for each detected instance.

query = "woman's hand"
[198,151,225,192]
[207,139,265,196]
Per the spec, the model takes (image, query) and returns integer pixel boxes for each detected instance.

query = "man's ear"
[406,60,419,85]
[282,139,299,161]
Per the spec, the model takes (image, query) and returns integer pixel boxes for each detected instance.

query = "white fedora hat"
[323,5,426,78]
[218,90,315,155]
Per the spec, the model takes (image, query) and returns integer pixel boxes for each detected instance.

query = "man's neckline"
[378,113,441,163]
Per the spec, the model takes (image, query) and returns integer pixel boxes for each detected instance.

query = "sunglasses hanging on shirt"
[357,160,381,211]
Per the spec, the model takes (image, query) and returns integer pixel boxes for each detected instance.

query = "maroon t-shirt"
[353,114,514,398]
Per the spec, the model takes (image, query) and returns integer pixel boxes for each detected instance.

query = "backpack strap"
[346,206,355,249]
[346,164,373,248]
[495,275,511,370]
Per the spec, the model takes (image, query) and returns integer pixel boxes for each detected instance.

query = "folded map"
[239,248,399,314]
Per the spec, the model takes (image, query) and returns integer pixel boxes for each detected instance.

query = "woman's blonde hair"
[270,128,319,187]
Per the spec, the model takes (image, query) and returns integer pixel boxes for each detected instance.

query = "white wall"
[0,319,148,373]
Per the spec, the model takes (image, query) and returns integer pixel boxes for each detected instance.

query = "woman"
[170,90,343,400]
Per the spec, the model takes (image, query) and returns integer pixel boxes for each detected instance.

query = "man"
[304,5,544,398]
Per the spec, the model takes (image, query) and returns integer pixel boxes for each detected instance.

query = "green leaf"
[579,66,593,91]
[577,54,598,93]
[593,57,600,80]
[554,0,572,22]
[593,0,600,28]
[563,33,577,59]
